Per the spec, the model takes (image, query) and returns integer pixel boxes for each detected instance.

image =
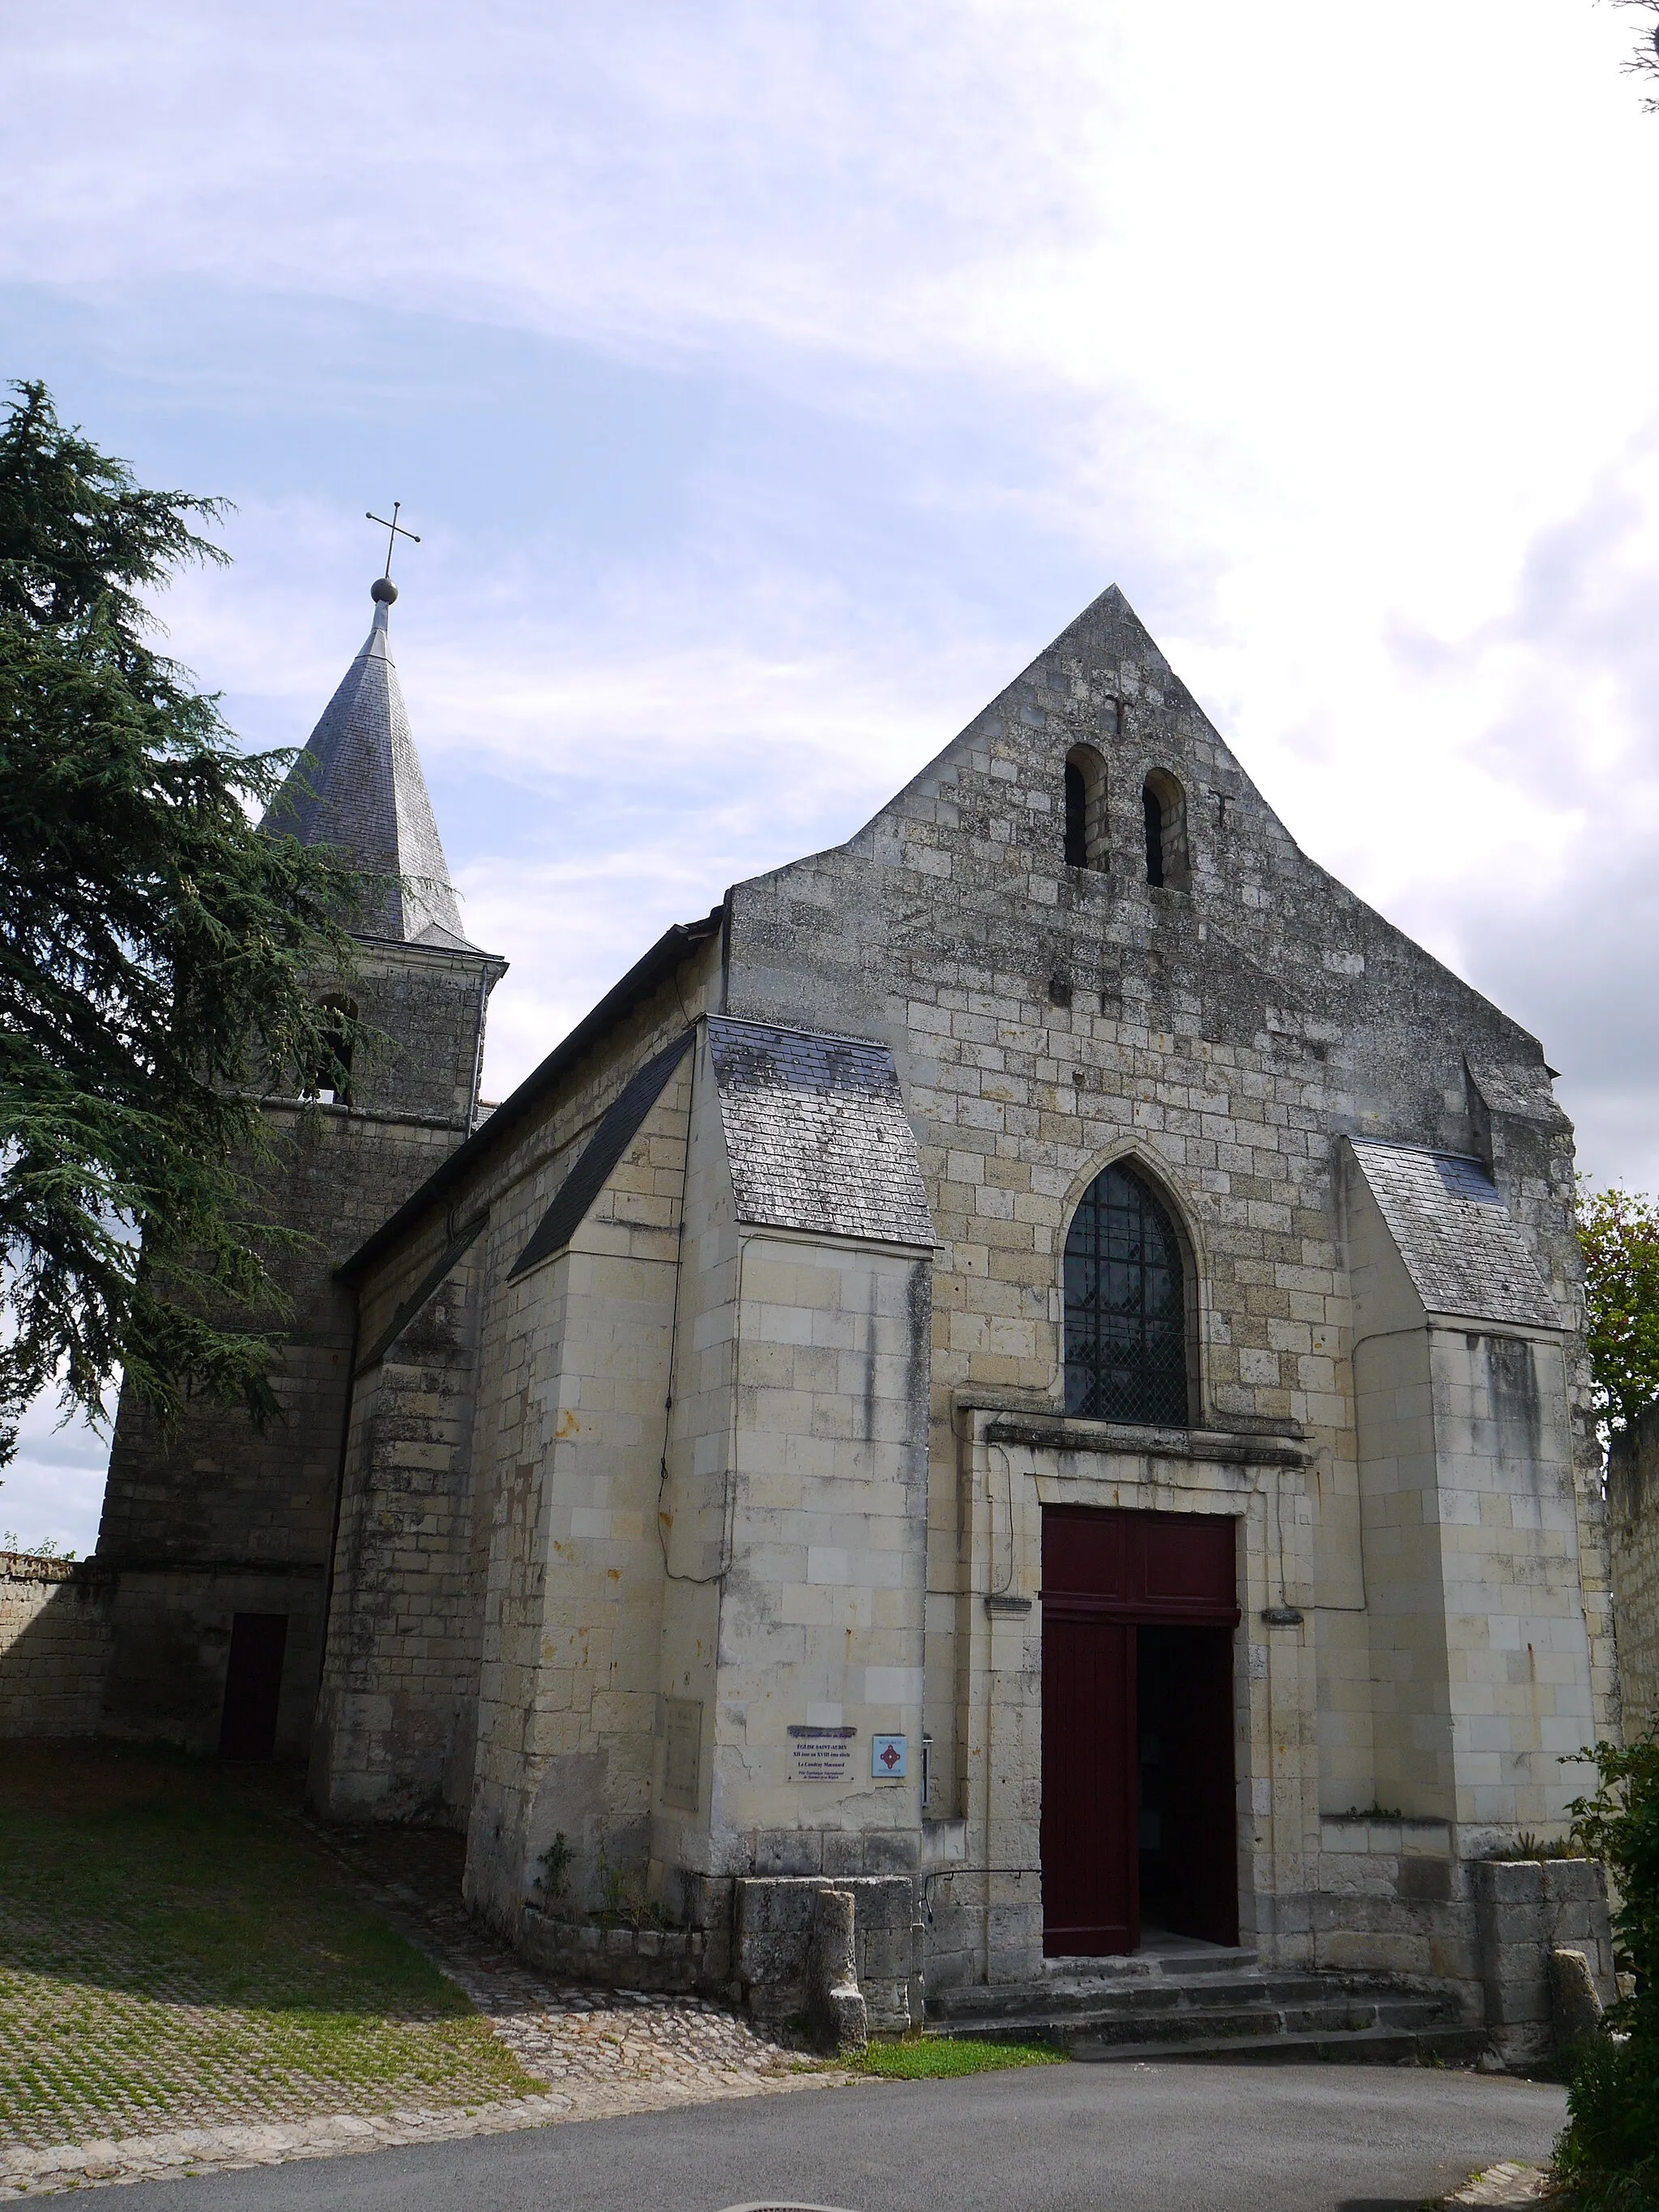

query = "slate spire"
[260,576,472,948]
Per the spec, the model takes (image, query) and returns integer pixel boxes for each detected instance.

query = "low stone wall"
[1473,1858,1617,2069]
[736,1875,920,2031]
[0,1554,111,1737]
[1610,1417,1659,1738]
[514,1877,919,2039]
[517,1907,716,1993]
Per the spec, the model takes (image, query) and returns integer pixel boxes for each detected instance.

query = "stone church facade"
[66,575,1621,2032]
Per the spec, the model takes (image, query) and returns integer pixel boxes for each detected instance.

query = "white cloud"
[2,1399,109,1558]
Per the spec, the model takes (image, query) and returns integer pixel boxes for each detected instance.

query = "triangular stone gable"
[850,582,1299,884]
[723,584,1553,1151]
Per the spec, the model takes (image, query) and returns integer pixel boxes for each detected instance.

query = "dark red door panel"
[1040,1507,1130,1601]
[1041,1504,1239,1958]
[1141,1514,1237,1615]
[1040,1615,1137,1956]
[1043,1503,1239,1624]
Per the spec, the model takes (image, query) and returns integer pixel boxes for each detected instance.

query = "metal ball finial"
[371,576,399,604]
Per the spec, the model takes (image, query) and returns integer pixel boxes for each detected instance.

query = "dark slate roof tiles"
[1348,1139,1559,1330]
[707,1017,934,1247]
[259,591,471,948]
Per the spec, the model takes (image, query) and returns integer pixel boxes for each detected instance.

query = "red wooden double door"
[1040,1505,1241,1956]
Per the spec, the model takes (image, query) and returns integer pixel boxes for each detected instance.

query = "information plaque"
[787,1724,856,1784]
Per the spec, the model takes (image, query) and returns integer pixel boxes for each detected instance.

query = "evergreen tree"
[0,380,365,1468]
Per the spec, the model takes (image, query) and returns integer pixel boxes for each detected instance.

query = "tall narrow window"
[1064,1161,1190,1426]
[1142,769,1188,891]
[1142,784,1164,886]
[1064,760,1088,867]
[1064,744,1108,872]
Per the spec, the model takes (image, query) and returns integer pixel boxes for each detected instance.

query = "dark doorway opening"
[1040,1505,1239,1956]
[1137,1624,1238,1946]
[219,1613,288,1761]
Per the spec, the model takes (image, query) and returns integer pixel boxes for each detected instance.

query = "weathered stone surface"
[1609,1409,1659,1739]
[76,578,1624,2060]
[1473,1859,1614,2065]
[807,1888,868,2056]
[736,1875,918,2030]
[1548,1947,1604,2050]
[0,1556,110,1737]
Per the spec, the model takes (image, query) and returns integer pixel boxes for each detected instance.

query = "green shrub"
[1553,1731,1659,2210]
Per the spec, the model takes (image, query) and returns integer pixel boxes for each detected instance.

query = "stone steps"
[928,1965,1482,2066]
[1073,2022,1491,2068]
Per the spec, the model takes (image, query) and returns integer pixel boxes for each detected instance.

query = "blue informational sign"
[871,1733,906,1779]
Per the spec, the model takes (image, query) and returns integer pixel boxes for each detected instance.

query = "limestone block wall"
[719,586,1607,1852]
[311,943,723,1889]
[1311,1813,1472,1995]
[309,1232,488,1820]
[1610,1410,1659,1738]
[332,939,504,1127]
[674,1231,932,1880]
[97,1107,466,1758]
[1471,1856,1618,2066]
[464,1057,692,1923]
[705,584,1610,1993]
[653,1029,934,1910]
[1346,1153,1596,1837]
[1475,1093,1619,1778]
[0,1554,112,1737]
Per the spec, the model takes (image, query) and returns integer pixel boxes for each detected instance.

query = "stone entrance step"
[928,1965,1485,2068]
[1074,2022,1491,2067]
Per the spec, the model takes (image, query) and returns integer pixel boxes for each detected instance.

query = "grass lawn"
[859,2036,1067,2079]
[0,1742,539,2149]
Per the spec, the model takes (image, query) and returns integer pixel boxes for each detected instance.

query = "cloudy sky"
[6,1,1659,1549]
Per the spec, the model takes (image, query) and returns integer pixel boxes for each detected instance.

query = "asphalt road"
[111,2065,1566,2212]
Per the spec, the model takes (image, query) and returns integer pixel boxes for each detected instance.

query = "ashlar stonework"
[32,577,1623,2044]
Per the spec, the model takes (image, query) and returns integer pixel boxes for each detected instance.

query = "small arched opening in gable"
[1142,769,1189,891]
[1064,744,1109,872]
[1063,1156,1196,1426]
[305,995,359,1106]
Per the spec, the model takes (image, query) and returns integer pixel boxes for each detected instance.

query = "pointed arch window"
[1064,1161,1191,1425]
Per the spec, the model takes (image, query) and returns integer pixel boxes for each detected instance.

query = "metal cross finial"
[365,501,420,579]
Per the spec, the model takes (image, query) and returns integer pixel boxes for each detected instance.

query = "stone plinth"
[1472,1858,1615,2067]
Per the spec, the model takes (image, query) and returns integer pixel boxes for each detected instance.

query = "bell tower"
[94,568,507,1760]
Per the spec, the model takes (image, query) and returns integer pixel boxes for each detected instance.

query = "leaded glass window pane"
[1064,1163,1189,1425]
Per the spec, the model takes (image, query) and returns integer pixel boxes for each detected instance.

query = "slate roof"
[1347,1140,1559,1330]
[509,1030,695,1280]
[259,586,471,948]
[707,1018,935,1247]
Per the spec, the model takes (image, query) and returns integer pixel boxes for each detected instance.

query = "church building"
[89,570,1619,2044]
